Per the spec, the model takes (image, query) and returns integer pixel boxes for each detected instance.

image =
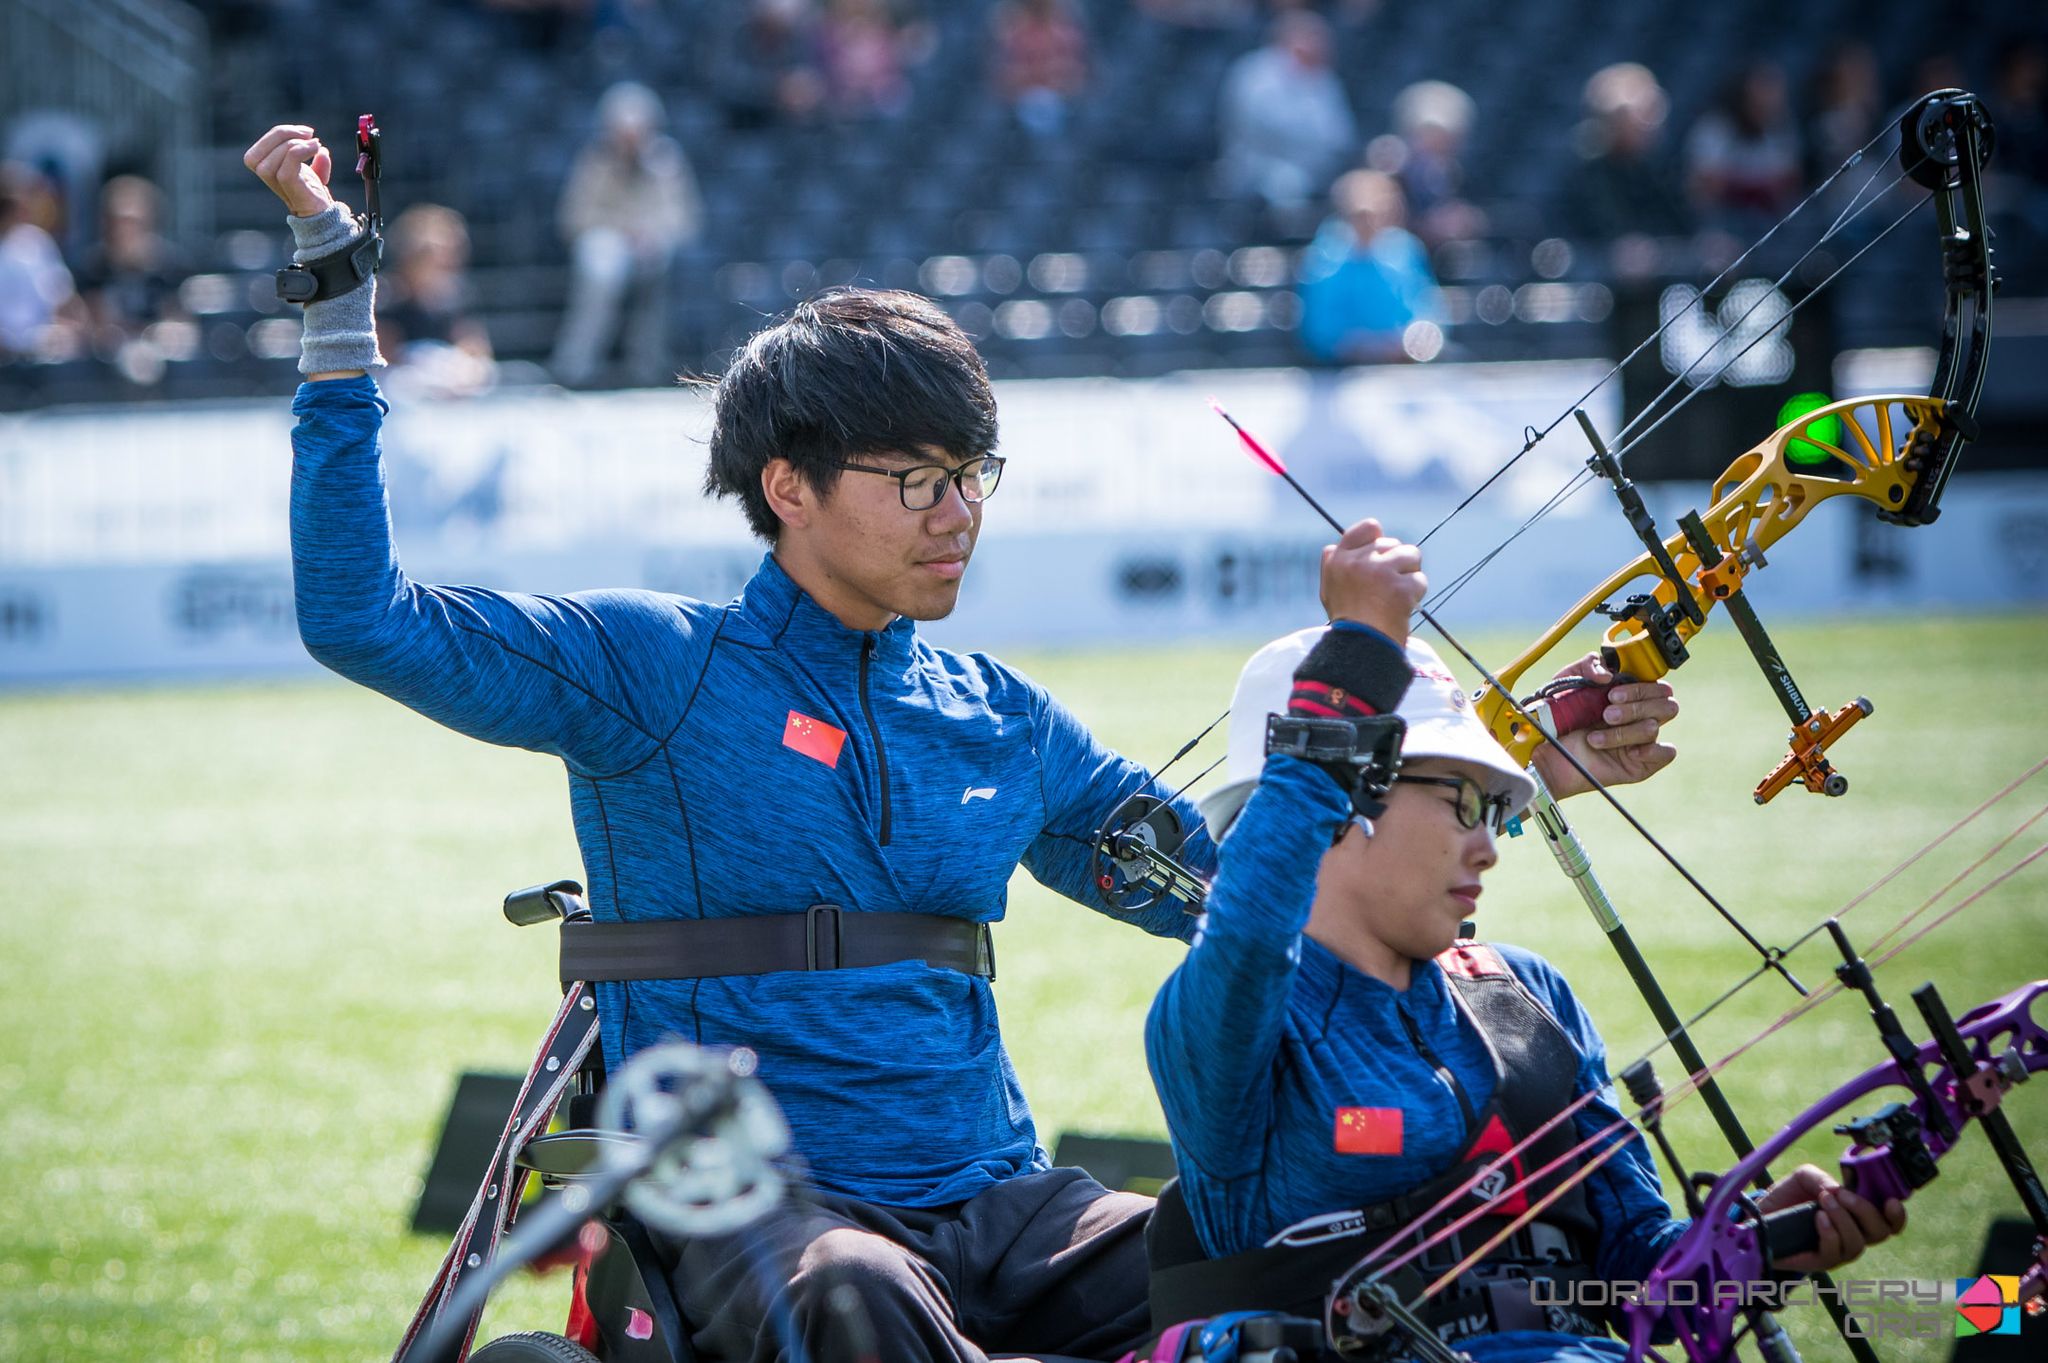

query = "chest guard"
[1149,943,1607,1343]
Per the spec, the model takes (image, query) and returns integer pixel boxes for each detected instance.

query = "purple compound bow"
[1622,971,2048,1362]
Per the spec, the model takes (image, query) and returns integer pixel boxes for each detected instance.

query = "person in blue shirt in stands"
[1144,523,1905,1360]
[1298,170,1445,366]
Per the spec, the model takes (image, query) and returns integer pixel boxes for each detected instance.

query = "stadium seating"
[3,0,2039,406]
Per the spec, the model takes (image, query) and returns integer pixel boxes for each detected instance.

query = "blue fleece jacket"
[1146,755,1685,1312]
[289,376,1214,1207]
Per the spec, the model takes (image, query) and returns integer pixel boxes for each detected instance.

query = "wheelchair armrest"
[516,1128,644,1178]
[504,879,588,927]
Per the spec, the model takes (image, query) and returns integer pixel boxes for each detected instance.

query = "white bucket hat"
[1198,627,1539,839]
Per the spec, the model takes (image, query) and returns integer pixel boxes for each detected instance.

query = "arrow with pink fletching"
[1208,398,1348,535]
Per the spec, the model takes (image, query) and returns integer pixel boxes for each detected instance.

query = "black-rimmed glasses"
[1394,774,1513,833]
[829,455,1006,511]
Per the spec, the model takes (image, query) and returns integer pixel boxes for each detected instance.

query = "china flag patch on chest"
[783,711,848,768]
[1334,1106,1404,1156]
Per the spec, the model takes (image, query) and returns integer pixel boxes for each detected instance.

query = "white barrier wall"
[2,359,2042,685]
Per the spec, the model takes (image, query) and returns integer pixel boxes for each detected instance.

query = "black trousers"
[660,1167,1155,1363]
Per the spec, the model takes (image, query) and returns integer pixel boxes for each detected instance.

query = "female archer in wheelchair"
[1139,527,1906,1361]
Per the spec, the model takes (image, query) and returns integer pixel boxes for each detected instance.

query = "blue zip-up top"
[289,376,1213,1207]
[1146,755,1685,1296]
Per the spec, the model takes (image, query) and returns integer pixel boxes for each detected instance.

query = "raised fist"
[243,124,336,219]
[1319,518,1426,645]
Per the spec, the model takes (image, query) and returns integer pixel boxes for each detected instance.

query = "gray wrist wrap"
[287,204,384,375]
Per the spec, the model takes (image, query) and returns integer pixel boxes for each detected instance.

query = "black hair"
[702,288,998,541]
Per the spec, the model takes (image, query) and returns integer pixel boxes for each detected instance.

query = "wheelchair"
[410,881,1122,1363]
[399,879,699,1363]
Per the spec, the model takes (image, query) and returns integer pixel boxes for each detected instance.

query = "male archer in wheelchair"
[1142,524,1907,1361]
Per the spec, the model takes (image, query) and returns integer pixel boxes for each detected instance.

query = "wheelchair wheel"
[470,1332,601,1363]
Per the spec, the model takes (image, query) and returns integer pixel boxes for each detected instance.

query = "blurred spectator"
[1988,40,2048,293]
[478,0,594,52]
[1804,42,1884,180]
[1911,53,1968,103]
[1217,13,1357,230]
[1685,61,1803,235]
[1799,42,1892,251]
[1990,40,2048,186]
[1377,79,1487,249]
[0,163,87,362]
[1563,63,1689,269]
[993,0,1089,139]
[819,0,933,120]
[1299,169,1443,365]
[4,110,104,260]
[77,175,188,344]
[74,174,189,385]
[709,0,828,131]
[551,82,703,387]
[377,204,496,398]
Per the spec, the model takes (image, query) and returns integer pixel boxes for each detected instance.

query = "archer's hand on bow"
[1531,654,1677,799]
[1756,1163,1908,1274]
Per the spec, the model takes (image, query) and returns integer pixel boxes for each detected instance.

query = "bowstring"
[1609,176,1932,467]
[1870,842,2048,969]
[1413,155,1929,625]
[1415,611,1795,977]
[1162,109,1937,868]
[1605,151,1923,455]
[1829,796,2048,958]
[1415,467,1600,618]
[1396,157,1952,979]
[1138,699,1228,798]
[1820,755,2048,926]
[1410,107,1916,552]
[1398,800,2048,1282]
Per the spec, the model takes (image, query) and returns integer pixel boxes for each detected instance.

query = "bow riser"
[1475,393,1951,772]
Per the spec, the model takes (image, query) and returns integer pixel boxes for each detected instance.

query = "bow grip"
[1545,684,1614,737]
[1760,1203,1821,1263]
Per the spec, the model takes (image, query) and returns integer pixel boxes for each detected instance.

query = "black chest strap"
[557,903,994,984]
[1148,944,1603,1335]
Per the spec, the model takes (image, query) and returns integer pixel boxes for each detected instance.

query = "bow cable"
[1422,160,1931,623]
[1409,102,1929,553]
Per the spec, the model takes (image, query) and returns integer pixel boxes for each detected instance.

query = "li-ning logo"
[1955,1275,2022,1336]
[962,786,997,804]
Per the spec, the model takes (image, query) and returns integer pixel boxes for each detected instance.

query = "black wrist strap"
[276,229,382,305]
[1266,714,1406,820]
[277,115,385,306]
[1292,626,1412,718]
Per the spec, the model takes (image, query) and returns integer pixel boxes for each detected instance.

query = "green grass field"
[3,614,2045,1362]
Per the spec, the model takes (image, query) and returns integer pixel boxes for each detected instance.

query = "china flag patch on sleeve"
[783,711,848,768]
[1334,1106,1404,1156]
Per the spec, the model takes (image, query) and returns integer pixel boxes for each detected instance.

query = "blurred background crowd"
[1,0,2044,409]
